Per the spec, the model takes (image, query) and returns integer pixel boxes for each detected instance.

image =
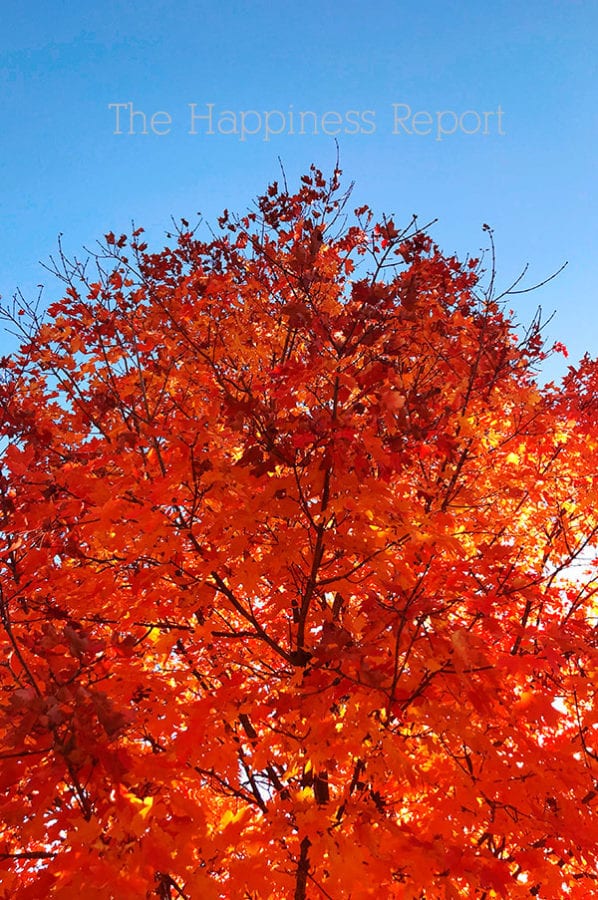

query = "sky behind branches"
[0,0,595,381]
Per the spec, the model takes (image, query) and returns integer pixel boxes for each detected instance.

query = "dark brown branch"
[294,836,312,900]
[208,570,293,664]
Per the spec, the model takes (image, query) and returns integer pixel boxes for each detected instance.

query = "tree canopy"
[1,167,598,898]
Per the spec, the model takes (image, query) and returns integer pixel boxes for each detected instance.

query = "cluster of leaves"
[1,167,598,898]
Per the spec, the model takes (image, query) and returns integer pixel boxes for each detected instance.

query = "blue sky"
[1,0,595,381]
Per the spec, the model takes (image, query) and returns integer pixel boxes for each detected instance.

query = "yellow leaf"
[219,807,246,829]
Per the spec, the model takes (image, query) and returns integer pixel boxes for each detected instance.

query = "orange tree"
[1,167,598,899]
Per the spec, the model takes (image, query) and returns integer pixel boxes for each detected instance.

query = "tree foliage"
[1,167,598,898]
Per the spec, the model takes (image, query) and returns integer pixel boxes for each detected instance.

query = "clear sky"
[1,0,596,382]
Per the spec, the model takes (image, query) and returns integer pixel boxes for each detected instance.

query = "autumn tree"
[1,167,598,899]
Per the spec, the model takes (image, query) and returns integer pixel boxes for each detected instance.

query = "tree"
[0,167,597,899]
